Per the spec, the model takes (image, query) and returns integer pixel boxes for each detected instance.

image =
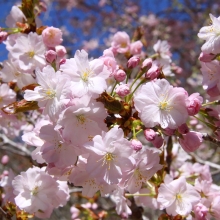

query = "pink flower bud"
[178,123,189,134]
[193,203,208,220]
[39,2,47,12]
[3,170,9,176]
[145,63,160,80]
[45,50,57,63]
[114,69,126,82]
[59,58,66,66]
[111,31,130,54]
[207,85,220,97]
[1,155,9,165]
[142,58,152,69]
[130,40,143,55]
[152,133,164,148]
[163,128,175,136]
[42,26,63,48]
[0,31,8,43]
[115,84,130,97]
[186,93,203,116]
[144,129,156,141]
[55,45,67,57]
[70,206,80,219]
[131,139,142,151]
[127,56,140,68]
[179,131,203,152]
[199,52,215,62]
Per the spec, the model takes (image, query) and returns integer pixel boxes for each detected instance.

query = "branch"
[190,152,220,170]
[0,207,12,220]
[0,133,32,157]
[202,133,220,147]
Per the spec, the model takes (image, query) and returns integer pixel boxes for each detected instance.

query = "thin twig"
[0,134,31,157]
[190,152,220,170]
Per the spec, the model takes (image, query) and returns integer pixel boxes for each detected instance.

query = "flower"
[0,59,36,89]
[125,148,162,193]
[198,14,220,54]
[85,126,134,185]
[12,167,69,218]
[0,83,16,108]
[24,65,70,120]
[157,176,200,216]
[111,31,130,54]
[60,50,110,97]
[134,79,188,129]
[9,32,46,72]
[42,26,63,48]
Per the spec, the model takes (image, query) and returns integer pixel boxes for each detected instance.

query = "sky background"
[0,0,174,62]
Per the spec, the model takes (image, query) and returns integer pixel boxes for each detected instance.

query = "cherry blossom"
[134,79,188,129]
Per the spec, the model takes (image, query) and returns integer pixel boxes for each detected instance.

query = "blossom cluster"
[0,2,220,220]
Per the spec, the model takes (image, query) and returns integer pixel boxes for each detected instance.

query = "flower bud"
[130,40,143,55]
[199,52,215,62]
[186,93,203,116]
[42,26,63,48]
[55,45,67,57]
[131,139,142,151]
[179,131,203,152]
[115,84,130,97]
[59,58,66,66]
[0,31,8,43]
[152,133,164,148]
[114,69,126,82]
[127,56,140,68]
[142,58,152,69]
[145,63,160,80]
[1,155,9,165]
[178,123,189,134]
[45,50,57,63]
[144,129,156,141]
[193,203,208,220]
[163,128,175,136]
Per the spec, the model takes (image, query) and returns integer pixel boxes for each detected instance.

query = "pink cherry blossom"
[57,99,108,146]
[24,65,70,120]
[134,79,188,129]
[0,83,16,108]
[60,50,110,97]
[0,59,36,89]
[42,26,63,48]
[111,31,130,54]
[85,126,134,185]
[157,176,200,216]
[9,32,46,72]
[12,167,69,218]
[125,148,162,193]
[198,14,220,54]
[5,5,26,28]
[130,40,143,55]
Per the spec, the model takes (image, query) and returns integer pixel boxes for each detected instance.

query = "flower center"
[28,51,35,58]
[99,152,116,170]
[81,69,93,82]
[76,114,86,124]
[45,89,56,99]
[31,186,39,196]
[176,193,182,202]
[159,101,168,110]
